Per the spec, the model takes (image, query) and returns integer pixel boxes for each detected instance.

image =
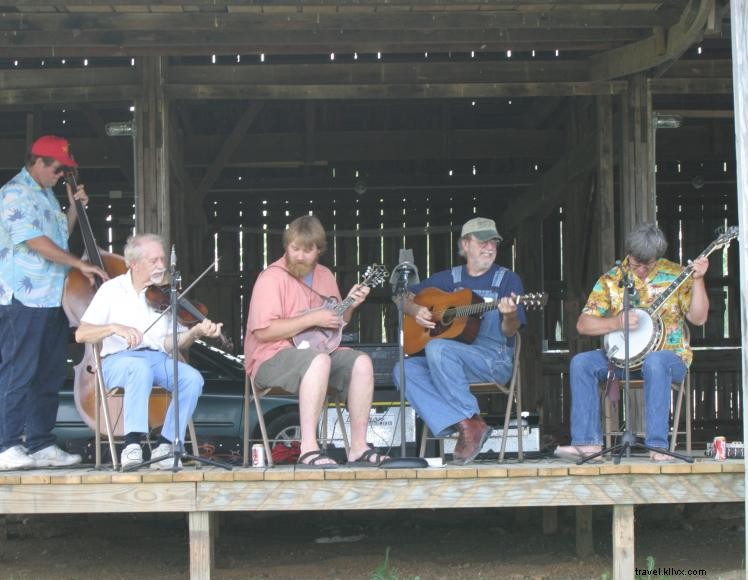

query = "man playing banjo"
[555,223,709,463]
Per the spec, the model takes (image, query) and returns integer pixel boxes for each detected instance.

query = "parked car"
[55,340,301,463]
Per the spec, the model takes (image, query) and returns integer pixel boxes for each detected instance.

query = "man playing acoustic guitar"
[244,215,388,468]
[555,223,710,463]
[393,217,526,465]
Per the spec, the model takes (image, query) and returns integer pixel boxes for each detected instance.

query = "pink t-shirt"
[244,257,342,378]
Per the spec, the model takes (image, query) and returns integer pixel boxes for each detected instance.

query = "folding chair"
[418,333,524,463]
[91,344,200,470]
[602,372,692,453]
[242,374,350,468]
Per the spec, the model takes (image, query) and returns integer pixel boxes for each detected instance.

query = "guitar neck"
[450,295,532,319]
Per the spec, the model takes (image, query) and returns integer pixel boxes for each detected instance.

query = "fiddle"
[145,282,234,351]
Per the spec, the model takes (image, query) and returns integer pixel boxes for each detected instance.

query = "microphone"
[170,244,176,272]
[389,248,420,293]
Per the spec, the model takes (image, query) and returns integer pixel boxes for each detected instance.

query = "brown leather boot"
[452,415,490,464]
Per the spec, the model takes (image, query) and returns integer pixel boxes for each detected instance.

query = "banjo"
[603,227,738,369]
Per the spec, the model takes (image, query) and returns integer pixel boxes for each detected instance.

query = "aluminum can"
[251,443,266,467]
[712,436,726,461]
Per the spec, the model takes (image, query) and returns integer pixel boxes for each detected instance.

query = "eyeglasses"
[52,165,70,176]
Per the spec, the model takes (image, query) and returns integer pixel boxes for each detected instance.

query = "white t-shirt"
[81,271,185,357]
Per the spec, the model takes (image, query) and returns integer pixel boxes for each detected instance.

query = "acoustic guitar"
[404,287,548,355]
[292,264,389,354]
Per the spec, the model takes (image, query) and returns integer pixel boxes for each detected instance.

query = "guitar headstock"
[516,292,548,310]
[362,264,389,288]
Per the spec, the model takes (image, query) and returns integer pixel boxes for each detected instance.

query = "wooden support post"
[134,55,171,237]
[189,511,214,580]
[542,506,558,535]
[619,73,655,236]
[575,506,594,558]
[612,505,635,580]
[595,94,615,273]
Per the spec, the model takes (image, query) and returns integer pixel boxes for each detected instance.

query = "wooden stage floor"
[0,457,743,579]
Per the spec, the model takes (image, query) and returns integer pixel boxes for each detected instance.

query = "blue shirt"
[410,264,526,349]
[0,167,69,307]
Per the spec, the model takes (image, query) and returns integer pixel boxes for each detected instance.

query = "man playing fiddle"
[0,135,108,471]
[76,233,223,469]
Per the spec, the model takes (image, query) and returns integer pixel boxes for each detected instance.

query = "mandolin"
[292,264,389,354]
[404,287,547,355]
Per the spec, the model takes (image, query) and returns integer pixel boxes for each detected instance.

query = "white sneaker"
[120,444,143,470]
[149,443,180,470]
[29,445,82,467]
[0,445,36,470]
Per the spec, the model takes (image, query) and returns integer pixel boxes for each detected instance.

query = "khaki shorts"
[254,347,366,398]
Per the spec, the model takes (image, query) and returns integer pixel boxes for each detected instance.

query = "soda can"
[712,436,726,461]
[251,443,266,467]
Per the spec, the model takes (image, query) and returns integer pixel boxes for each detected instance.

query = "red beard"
[285,256,315,279]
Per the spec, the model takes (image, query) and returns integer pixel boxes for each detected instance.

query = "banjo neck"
[643,233,734,317]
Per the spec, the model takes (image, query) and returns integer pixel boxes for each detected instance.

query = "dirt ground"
[0,503,745,580]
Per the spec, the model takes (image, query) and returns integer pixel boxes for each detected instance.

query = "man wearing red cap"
[0,135,108,470]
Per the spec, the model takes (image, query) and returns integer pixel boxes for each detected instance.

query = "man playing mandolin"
[75,233,223,469]
[244,215,388,468]
[555,223,709,463]
[393,217,526,465]
[0,135,108,471]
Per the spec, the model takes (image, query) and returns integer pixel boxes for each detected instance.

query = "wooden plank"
[163,82,626,101]
[168,61,593,86]
[189,511,214,580]
[590,0,714,81]
[0,483,196,513]
[576,506,594,558]
[194,472,745,511]
[612,504,635,580]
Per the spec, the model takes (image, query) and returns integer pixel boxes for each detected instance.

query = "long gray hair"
[625,223,667,262]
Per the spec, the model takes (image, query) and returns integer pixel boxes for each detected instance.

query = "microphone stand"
[579,264,692,465]
[124,247,231,472]
[379,265,428,469]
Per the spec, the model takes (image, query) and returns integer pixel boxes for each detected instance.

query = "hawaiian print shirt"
[581,257,694,366]
[0,167,69,307]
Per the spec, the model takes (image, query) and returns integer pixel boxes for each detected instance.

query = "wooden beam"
[196,101,263,198]
[164,81,626,100]
[590,0,714,81]
[0,28,648,56]
[167,61,593,86]
[496,134,598,233]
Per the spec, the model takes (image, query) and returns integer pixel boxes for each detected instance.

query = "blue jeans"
[0,300,68,453]
[102,349,203,443]
[393,338,513,436]
[569,349,687,449]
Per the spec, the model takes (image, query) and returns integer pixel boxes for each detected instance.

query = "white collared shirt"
[81,271,185,357]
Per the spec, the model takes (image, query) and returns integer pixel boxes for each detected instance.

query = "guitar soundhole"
[442,309,455,325]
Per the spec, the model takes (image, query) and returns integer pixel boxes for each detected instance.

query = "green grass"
[371,546,421,580]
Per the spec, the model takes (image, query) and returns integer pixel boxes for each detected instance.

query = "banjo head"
[603,308,658,368]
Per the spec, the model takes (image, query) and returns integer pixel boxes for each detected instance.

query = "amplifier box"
[321,404,417,447]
